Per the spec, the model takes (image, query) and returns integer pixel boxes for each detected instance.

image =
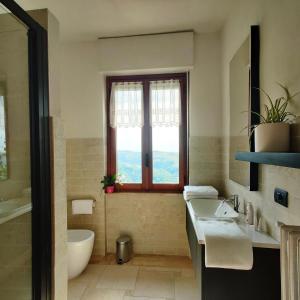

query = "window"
[106,73,188,192]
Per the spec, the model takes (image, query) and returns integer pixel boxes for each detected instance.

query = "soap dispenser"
[245,202,254,225]
[257,217,267,233]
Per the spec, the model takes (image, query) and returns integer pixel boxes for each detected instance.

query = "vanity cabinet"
[186,208,281,300]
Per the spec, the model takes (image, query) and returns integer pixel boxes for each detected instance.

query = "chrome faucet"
[223,195,240,212]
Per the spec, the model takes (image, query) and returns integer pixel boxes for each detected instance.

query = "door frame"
[0,1,52,299]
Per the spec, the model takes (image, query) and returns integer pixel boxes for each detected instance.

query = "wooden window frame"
[106,73,188,193]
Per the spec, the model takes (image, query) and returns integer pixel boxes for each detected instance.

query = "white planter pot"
[254,123,290,152]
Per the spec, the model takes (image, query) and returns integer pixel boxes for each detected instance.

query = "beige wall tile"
[66,138,106,256]
[189,136,224,194]
[66,138,190,257]
[106,193,189,256]
[52,117,68,300]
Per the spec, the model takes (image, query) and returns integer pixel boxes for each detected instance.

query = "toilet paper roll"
[72,199,94,215]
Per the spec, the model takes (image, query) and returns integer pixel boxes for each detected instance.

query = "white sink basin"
[189,198,239,220]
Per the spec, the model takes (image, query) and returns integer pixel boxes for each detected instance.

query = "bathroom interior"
[0,0,300,299]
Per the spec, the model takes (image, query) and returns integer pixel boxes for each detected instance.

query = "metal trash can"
[116,235,132,264]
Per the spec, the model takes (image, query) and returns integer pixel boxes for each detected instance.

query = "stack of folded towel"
[183,185,218,201]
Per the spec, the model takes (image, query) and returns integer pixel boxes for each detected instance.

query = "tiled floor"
[68,255,200,300]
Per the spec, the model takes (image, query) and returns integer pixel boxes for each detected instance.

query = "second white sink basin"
[189,198,239,220]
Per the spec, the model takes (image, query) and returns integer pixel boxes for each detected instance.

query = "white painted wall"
[96,32,193,72]
[190,32,222,137]
[60,42,104,138]
[61,32,195,138]
[61,31,222,139]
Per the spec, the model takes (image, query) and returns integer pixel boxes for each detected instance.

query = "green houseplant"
[252,83,299,152]
[101,174,122,193]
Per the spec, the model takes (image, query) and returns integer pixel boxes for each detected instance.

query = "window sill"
[105,190,183,195]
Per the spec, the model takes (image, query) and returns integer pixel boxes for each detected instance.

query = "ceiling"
[16,0,236,42]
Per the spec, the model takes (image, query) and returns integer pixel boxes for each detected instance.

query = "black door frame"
[0,1,52,299]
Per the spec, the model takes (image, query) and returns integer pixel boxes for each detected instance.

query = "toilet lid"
[68,229,94,243]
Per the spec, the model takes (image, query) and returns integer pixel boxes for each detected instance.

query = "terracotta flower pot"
[254,123,290,152]
[105,186,115,193]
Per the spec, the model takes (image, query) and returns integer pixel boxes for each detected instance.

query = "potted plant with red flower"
[101,174,122,193]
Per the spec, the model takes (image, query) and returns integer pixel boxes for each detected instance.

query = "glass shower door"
[0,3,32,299]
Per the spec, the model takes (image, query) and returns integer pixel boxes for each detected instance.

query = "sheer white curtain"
[110,82,143,128]
[150,79,181,127]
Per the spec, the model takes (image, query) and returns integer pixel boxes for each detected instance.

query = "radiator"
[281,225,300,300]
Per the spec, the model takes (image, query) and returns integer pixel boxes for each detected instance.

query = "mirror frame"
[249,25,260,191]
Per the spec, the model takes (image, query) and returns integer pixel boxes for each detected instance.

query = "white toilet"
[68,229,95,280]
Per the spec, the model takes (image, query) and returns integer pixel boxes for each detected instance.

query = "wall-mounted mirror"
[0,82,8,180]
[229,26,260,190]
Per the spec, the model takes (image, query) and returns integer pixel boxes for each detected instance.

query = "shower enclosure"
[0,0,51,299]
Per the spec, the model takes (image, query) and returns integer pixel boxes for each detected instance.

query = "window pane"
[152,126,179,184]
[116,127,142,183]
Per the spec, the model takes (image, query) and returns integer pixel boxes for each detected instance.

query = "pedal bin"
[116,235,132,264]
